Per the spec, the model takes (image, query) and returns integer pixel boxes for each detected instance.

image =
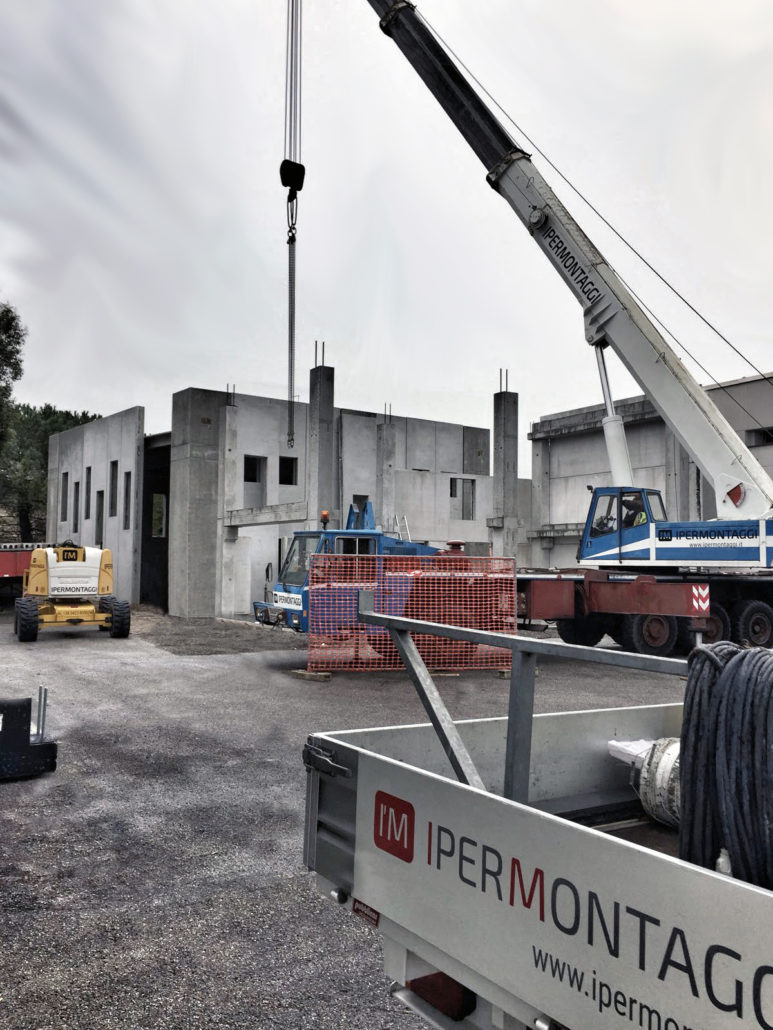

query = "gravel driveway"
[0,611,683,1029]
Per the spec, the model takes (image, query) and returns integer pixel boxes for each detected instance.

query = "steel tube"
[357,591,687,676]
[389,628,486,791]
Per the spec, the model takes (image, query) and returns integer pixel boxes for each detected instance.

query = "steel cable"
[680,642,773,887]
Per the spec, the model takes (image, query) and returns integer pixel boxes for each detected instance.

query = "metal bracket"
[303,743,352,779]
[379,0,416,35]
[486,147,531,189]
[583,294,616,345]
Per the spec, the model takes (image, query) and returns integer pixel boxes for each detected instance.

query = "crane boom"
[366,0,773,519]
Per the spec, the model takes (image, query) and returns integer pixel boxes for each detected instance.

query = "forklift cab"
[579,487,667,564]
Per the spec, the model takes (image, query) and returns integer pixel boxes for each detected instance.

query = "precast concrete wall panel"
[226,395,308,510]
[395,469,436,542]
[435,424,463,473]
[463,426,490,476]
[340,412,378,516]
[47,407,143,603]
[406,419,436,472]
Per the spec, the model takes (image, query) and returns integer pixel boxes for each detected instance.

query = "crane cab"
[578,487,668,566]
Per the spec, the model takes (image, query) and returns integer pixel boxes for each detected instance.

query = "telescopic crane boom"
[366,0,773,520]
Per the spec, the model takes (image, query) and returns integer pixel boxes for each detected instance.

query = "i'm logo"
[374,791,415,863]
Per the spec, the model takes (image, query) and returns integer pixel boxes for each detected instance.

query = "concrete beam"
[226,501,308,527]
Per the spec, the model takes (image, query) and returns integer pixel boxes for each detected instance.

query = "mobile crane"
[304,10,773,1030]
[360,0,773,652]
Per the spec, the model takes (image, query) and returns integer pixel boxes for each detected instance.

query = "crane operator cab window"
[279,533,322,585]
[589,493,618,537]
[621,491,648,529]
[335,536,376,555]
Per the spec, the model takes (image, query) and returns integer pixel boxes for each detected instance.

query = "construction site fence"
[307,554,516,672]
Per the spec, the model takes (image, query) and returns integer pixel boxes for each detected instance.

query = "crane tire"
[676,602,731,653]
[109,600,131,638]
[556,615,605,647]
[15,597,40,643]
[731,599,773,648]
[625,613,678,657]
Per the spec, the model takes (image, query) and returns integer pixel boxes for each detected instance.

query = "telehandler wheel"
[98,594,116,631]
[14,597,40,643]
[109,600,131,638]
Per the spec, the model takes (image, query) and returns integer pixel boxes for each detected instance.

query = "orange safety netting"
[307,554,516,672]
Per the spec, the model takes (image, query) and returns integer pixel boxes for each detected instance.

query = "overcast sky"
[2,0,772,473]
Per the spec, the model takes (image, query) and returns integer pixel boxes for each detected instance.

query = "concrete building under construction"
[47,366,772,616]
[46,365,527,617]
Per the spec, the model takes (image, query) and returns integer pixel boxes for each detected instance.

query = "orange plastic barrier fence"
[307,554,516,672]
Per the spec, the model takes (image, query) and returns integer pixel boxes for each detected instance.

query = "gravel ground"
[0,610,684,1029]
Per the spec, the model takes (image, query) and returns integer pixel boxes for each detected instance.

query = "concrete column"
[376,422,397,535]
[217,403,239,618]
[488,391,519,557]
[306,365,336,527]
[168,389,222,618]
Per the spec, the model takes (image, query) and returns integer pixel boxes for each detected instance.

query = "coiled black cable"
[680,642,773,887]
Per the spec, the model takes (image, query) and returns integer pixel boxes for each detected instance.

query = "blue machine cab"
[253,502,437,631]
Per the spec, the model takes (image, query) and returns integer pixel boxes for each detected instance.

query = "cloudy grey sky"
[2,1,772,472]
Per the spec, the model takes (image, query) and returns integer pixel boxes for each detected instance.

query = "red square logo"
[374,791,415,863]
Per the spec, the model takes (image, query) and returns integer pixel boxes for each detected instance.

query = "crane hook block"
[280,159,306,193]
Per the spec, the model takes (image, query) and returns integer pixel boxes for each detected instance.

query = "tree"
[0,299,26,447]
[0,403,99,540]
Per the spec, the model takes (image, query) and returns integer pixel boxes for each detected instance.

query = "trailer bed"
[305,704,773,1030]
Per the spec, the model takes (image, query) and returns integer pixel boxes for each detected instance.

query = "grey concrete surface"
[0,614,685,1029]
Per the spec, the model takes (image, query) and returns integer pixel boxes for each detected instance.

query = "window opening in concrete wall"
[244,455,267,507]
[279,456,298,486]
[151,494,167,538]
[85,467,91,519]
[244,455,262,482]
[123,472,132,530]
[746,426,773,447]
[73,481,80,534]
[60,472,69,522]
[95,491,104,548]
[109,461,118,517]
[450,477,476,520]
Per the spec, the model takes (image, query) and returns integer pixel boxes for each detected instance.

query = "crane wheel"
[622,613,678,657]
[676,602,731,653]
[108,600,131,638]
[732,599,773,648]
[556,615,606,647]
[14,598,40,643]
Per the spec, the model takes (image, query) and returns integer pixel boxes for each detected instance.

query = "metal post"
[36,686,48,741]
[503,650,536,802]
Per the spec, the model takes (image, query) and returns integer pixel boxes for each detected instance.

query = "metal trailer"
[303,596,773,1030]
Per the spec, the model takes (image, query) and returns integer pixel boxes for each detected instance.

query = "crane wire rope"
[416,10,773,444]
[282,0,304,448]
